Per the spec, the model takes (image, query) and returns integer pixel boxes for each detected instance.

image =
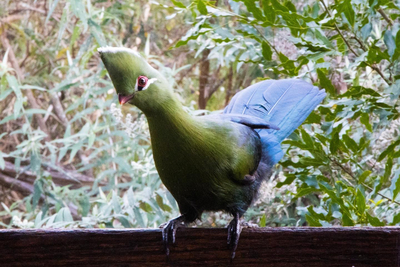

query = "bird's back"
[224,79,326,166]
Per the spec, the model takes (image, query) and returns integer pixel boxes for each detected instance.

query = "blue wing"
[206,114,279,130]
[224,79,326,165]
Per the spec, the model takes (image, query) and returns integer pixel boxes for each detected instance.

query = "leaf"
[171,0,186,8]
[389,170,400,199]
[367,213,384,226]
[156,193,172,212]
[377,140,400,161]
[70,0,88,31]
[393,30,400,61]
[330,132,340,154]
[343,0,355,27]
[79,196,90,217]
[276,174,296,188]
[384,30,396,57]
[197,0,208,15]
[360,113,372,132]
[361,23,372,40]
[0,152,4,170]
[391,213,400,225]
[261,41,272,61]
[270,0,289,12]
[305,214,322,226]
[342,214,354,226]
[243,0,264,20]
[342,134,358,153]
[46,0,61,23]
[356,189,366,214]
[32,180,43,210]
[358,170,371,184]
[259,214,266,227]
[133,207,145,227]
[317,69,335,95]
[262,0,275,23]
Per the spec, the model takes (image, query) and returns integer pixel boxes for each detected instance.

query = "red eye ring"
[138,76,148,87]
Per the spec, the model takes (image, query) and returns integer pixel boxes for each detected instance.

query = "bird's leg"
[227,212,242,260]
[162,215,186,257]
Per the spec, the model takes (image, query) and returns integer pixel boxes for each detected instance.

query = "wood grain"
[0,227,399,266]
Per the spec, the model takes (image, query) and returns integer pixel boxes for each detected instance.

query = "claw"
[227,212,242,260]
[162,215,185,258]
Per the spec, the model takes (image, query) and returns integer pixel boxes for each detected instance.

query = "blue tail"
[224,79,326,165]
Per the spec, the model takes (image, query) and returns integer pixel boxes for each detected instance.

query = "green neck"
[145,94,197,142]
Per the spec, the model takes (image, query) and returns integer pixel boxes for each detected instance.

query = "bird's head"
[98,47,172,114]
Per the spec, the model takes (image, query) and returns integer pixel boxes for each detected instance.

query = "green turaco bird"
[98,47,326,259]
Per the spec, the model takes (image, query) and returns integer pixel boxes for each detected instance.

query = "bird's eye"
[137,76,148,91]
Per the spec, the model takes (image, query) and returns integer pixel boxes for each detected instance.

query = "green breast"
[147,113,259,213]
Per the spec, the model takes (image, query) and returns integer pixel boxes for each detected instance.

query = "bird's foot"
[240,221,259,228]
[162,215,185,257]
[227,212,242,260]
[243,174,256,184]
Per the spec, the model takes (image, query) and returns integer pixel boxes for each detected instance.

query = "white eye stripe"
[136,77,157,91]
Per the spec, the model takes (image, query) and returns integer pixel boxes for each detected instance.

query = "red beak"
[118,93,134,105]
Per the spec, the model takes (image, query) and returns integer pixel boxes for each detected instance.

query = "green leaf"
[343,0,355,27]
[32,180,43,210]
[391,213,400,225]
[270,0,289,12]
[360,113,372,132]
[342,214,354,226]
[79,195,90,217]
[262,0,275,23]
[393,30,400,61]
[377,140,400,161]
[261,41,272,61]
[243,0,264,20]
[133,207,145,227]
[295,187,318,198]
[197,0,208,15]
[276,174,296,188]
[156,193,172,212]
[300,129,314,148]
[259,214,266,227]
[356,189,366,214]
[358,170,371,184]
[367,214,384,226]
[317,69,335,95]
[342,134,358,152]
[384,30,396,57]
[305,214,322,226]
[361,23,372,40]
[389,171,400,199]
[330,132,340,154]
[171,0,186,8]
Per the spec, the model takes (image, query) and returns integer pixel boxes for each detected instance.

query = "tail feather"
[224,79,326,165]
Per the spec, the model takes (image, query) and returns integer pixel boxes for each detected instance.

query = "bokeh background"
[0,0,399,229]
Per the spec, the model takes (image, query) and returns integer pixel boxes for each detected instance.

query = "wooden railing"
[0,227,398,266]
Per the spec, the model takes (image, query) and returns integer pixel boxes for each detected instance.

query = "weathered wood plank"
[0,227,399,266]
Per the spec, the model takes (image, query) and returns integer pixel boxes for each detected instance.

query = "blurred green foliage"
[0,0,400,229]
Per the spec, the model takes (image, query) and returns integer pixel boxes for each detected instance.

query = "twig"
[319,0,391,86]
[0,25,51,141]
[377,8,393,27]
[331,157,400,206]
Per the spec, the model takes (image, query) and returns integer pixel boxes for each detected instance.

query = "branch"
[330,157,400,205]
[0,172,38,197]
[377,8,393,27]
[2,160,97,188]
[0,26,51,141]
[0,228,399,266]
[319,0,391,86]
